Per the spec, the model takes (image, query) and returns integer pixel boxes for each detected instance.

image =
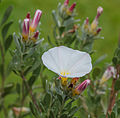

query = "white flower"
[42,46,92,78]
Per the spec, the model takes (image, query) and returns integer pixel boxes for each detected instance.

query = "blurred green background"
[0,0,120,117]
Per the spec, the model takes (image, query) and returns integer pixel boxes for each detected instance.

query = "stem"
[20,73,41,112]
[106,78,117,118]
[58,96,67,118]
[0,41,7,118]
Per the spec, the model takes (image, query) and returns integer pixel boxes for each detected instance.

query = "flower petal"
[42,46,92,78]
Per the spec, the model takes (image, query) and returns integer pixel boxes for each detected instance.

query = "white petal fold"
[42,46,92,78]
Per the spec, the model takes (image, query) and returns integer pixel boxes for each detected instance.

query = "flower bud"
[83,17,89,30]
[22,18,30,40]
[85,17,89,25]
[69,3,76,12]
[100,66,116,85]
[12,107,30,117]
[30,9,42,32]
[91,7,103,31]
[64,0,69,6]
[26,12,31,19]
[96,28,102,34]
[91,19,98,31]
[73,79,90,96]
[33,30,39,39]
[96,6,103,19]
[61,77,68,86]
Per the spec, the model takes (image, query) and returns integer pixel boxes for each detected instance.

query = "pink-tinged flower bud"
[91,7,103,31]
[30,9,42,32]
[12,107,30,117]
[22,18,30,40]
[85,17,89,25]
[96,6,103,19]
[69,3,76,12]
[64,0,69,6]
[26,12,31,19]
[96,28,102,34]
[84,17,89,30]
[73,79,90,95]
[33,31,39,39]
[100,66,116,85]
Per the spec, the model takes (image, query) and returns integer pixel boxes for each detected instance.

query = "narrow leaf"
[2,21,13,40]
[1,6,13,26]
[4,35,13,52]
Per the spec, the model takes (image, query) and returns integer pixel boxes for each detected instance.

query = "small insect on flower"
[100,66,116,85]
[42,46,92,79]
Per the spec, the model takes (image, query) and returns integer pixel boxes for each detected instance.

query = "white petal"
[42,46,92,78]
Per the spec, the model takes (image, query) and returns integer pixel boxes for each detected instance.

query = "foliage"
[0,0,120,118]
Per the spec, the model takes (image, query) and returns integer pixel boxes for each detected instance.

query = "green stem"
[20,73,41,113]
[0,41,7,118]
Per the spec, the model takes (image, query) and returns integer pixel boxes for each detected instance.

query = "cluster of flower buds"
[59,76,90,96]
[59,0,76,19]
[100,66,116,85]
[22,9,42,42]
[83,6,103,36]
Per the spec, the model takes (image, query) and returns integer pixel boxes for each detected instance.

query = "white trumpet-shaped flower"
[42,46,92,78]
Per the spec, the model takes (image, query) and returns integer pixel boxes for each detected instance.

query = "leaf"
[52,10,60,27]
[1,83,14,97]
[16,83,21,95]
[13,32,21,52]
[68,106,80,117]
[93,54,107,67]
[114,79,120,91]
[112,57,118,66]
[110,112,115,118]
[98,114,106,118]
[92,67,101,80]
[2,21,13,40]
[43,92,52,110]
[4,35,13,51]
[60,114,68,118]
[28,66,41,87]
[1,6,13,26]
[49,110,55,118]
[38,102,45,112]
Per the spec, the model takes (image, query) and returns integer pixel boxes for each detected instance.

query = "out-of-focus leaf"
[49,110,55,118]
[1,83,14,97]
[28,66,41,87]
[114,79,120,91]
[112,57,118,66]
[68,106,80,117]
[60,114,68,118]
[38,102,45,112]
[92,67,101,80]
[1,6,13,26]
[4,35,13,51]
[2,21,13,40]
[93,54,107,67]
[16,83,20,95]
[43,92,52,110]
[13,32,21,52]
[111,112,115,118]
[52,10,60,27]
